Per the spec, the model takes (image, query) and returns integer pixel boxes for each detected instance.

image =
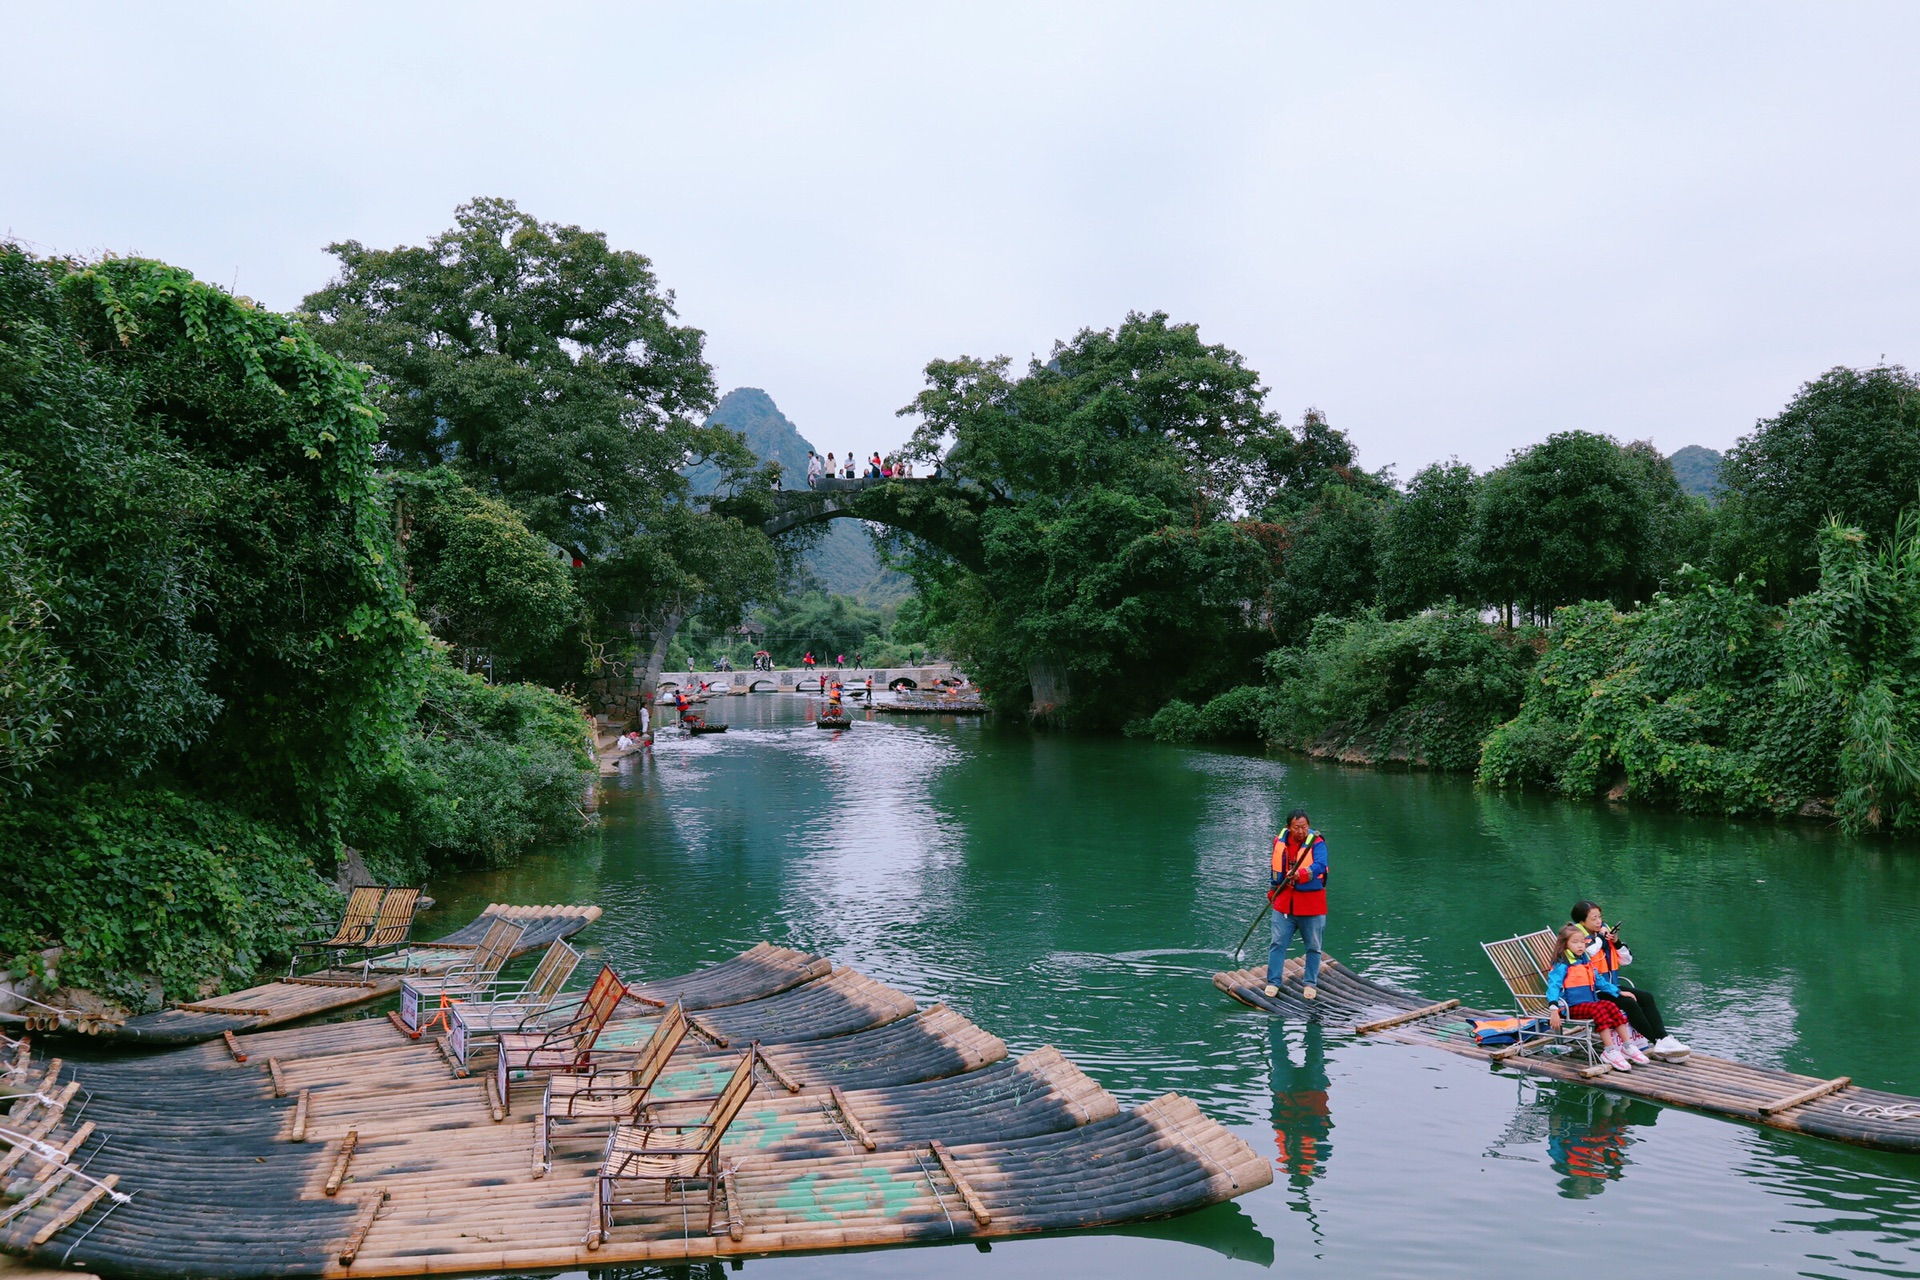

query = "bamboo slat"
[337,1189,388,1265]
[325,1130,359,1196]
[1354,999,1459,1034]
[929,1141,990,1226]
[1758,1076,1851,1115]
[28,1175,117,1248]
[28,1122,92,1184]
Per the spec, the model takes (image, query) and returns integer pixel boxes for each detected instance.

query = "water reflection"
[1268,1020,1334,1183]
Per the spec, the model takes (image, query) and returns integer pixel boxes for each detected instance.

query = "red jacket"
[1269,832,1328,917]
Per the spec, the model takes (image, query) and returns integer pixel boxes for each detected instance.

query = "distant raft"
[1214,956,1920,1154]
[0,947,1269,1278]
[873,698,989,715]
[57,905,603,1047]
[816,713,852,729]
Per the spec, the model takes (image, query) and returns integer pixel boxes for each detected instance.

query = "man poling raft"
[1264,807,1329,1001]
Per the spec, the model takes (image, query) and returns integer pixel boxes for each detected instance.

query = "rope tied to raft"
[60,1138,134,1264]
[911,1151,959,1237]
[0,1127,132,1205]
[1839,1101,1920,1123]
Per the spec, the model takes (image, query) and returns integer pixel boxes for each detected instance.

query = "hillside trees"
[302,198,779,676]
[0,247,591,1005]
[1717,365,1920,597]
[895,311,1309,725]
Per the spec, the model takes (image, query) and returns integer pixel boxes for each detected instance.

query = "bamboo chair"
[287,885,386,976]
[397,917,527,1033]
[447,940,583,1068]
[534,1001,690,1177]
[493,965,628,1114]
[590,1045,760,1247]
[343,886,424,977]
[1481,929,1599,1066]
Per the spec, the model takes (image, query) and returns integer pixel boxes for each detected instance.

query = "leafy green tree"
[301,197,778,659]
[1266,482,1387,623]
[1379,460,1480,617]
[0,246,426,822]
[397,470,579,676]
[1469,431,1686,624]
[1717,365,1920,597]
[897,311,1291,725]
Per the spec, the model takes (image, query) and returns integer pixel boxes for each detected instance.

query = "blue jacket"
[1545,953,1604,1010]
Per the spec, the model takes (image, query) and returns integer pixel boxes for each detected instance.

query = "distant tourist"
[806,450,822,488]
[825,453,836,481]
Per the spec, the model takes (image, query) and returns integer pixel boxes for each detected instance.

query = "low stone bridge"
[656,664,959,695]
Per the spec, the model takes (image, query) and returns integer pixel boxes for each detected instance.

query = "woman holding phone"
[1569,900,1690,1062]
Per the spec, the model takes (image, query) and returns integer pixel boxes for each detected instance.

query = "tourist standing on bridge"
[824,453,836,481]
[806,450,822,488]
[1265,809,1328,1002]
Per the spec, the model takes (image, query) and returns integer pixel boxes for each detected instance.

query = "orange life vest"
[1269,830,1327,917]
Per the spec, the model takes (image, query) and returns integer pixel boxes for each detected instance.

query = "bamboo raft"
[873,700,989,715]
[0,949,1267,1278]
[1214,956,1920,1152]
[68,905,604,1046]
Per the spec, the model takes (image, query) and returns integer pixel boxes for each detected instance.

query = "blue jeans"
[1269,912,1325,987]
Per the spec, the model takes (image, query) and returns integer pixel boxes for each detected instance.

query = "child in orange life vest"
[1546,923,1650,1072]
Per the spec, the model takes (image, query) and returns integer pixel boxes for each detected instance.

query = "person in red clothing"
[1264,808,1329,1001]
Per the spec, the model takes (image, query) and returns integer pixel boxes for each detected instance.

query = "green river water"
[425,695,1920,1279]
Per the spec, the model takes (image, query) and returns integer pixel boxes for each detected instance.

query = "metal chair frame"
[447,940,583,1067]
[287,885,386,976]
[592,1044,760,1245]
[493,965,628,1114]
[535,1001,690,1175]
[1481,930,1600,1066]
[398,917,527,1032]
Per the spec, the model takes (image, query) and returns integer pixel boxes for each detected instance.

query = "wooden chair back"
[470,918,527,981]
[1482,929,1560,1014]
[626,1002,690,1094]
[325,886,386,946]
[524,941,581,1008]
[366,886,423,947]
[701,1047,761,1152]
[559,965,627,1058]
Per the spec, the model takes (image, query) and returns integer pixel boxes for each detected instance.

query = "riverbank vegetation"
[891,312,1920,832]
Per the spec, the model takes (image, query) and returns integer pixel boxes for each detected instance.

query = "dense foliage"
[896,311,1355,727]
[397,469,579,677]
[0,246,594,1006]
[1482,518,1920,833]
[302,198,780,677]
[1716,365,1920,598]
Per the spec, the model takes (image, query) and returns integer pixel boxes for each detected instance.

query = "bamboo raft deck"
[1214,956,1920,1152]
[70,905,604,1046]
[873,700,989,715]
[0,950,1268,1278]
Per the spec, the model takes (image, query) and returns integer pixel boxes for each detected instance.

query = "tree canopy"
[1717,365,1920,597]
[301,197,779,660]
[896,310,1360,724]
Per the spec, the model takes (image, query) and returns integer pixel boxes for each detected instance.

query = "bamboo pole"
[29,1173,120,1247]
[337,1188,388,1265]
[291,1089,311,1143]
[1758,1075,1851,1115]
[1353,1000,1459,1034]
[29,1120,94,1182]
[829,1088,877,1151]
[929,1140,990,1227]
[222,1031,247,1062]
[324,1129,359,1196]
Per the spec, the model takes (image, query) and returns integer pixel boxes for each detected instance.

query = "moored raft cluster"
[0,944,1268,1278]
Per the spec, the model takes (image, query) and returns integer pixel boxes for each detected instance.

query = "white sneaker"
[1302,984,1318,1001]
[1263,984,1279,998]
[1602,1047,1632,1072]
[1629,1031,1652,1052]
[1625,1045,1652,1066]
[1651,1036,1691,1062]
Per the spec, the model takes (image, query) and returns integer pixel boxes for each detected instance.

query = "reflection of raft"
[1213,956,1920,1154]
[1,947,1270,1277]
[56,905,604,1046]
[875,699,988,715]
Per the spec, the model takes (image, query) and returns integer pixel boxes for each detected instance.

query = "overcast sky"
[7,3,1917,477]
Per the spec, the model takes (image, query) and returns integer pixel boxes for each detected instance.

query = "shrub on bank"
[0,787,336,1010]
[344,659,593,877]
